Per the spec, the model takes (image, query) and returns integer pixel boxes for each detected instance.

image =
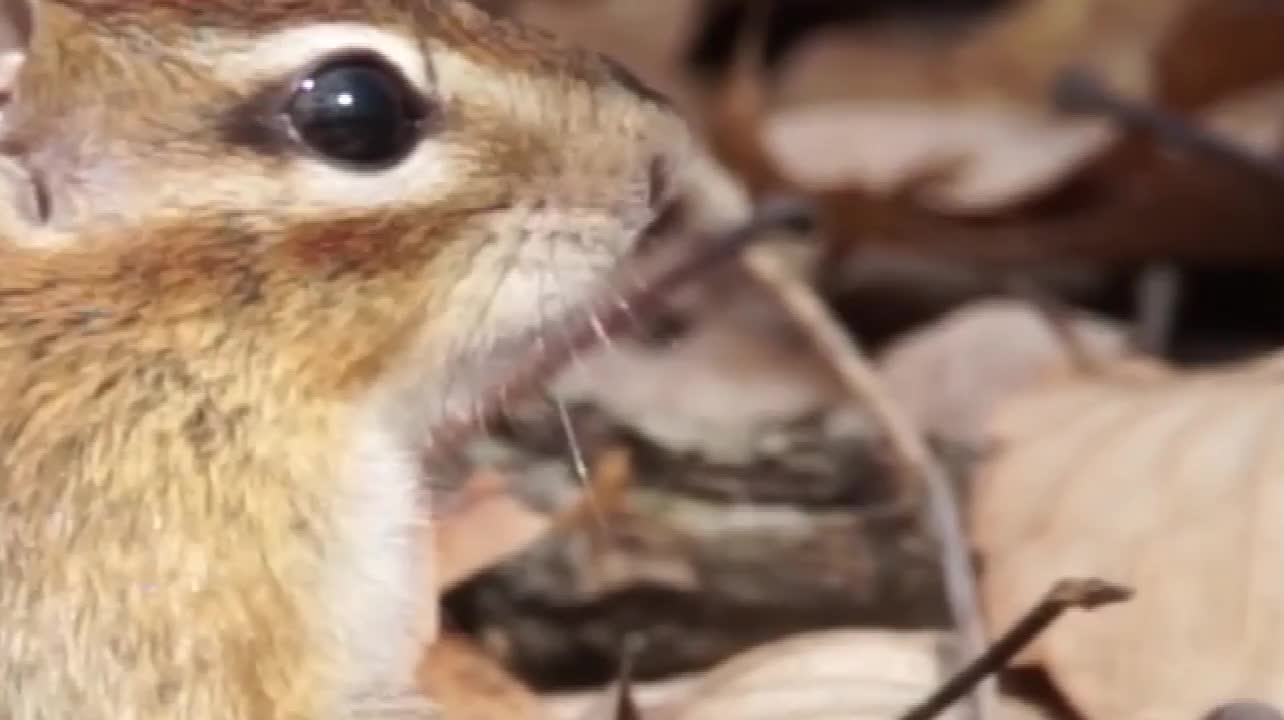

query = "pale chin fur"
[328,412,431,698]
[214,23,432,91]
[417,201,651,431]
[328,200,651,702]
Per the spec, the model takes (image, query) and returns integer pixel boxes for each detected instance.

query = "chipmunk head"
[0,3,691,706]
[0,0,690,422]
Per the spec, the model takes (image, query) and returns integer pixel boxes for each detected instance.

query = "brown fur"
[0,214,451,719]
[0,1,687,718]
[50,0,609,80]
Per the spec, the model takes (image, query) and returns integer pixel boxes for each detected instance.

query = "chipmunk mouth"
[422,198,683,461]
[421,172,802,465]
[419,140,707,464]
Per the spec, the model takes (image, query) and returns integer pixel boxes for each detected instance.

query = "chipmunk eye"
[287,54,428,169]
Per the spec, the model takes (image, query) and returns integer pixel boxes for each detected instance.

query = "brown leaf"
[771,0,1186,108]
[971,354,1284,717]
[945,0,1185,104]
[418,632,549,720]
[692,0,1284,266]
[1153,0,1284,111]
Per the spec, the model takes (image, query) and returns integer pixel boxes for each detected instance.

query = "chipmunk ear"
[0,0,32,103]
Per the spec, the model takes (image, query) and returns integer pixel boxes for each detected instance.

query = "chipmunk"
[0,0,690,718]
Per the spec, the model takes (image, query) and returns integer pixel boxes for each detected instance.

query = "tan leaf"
[972,355,1284,718]
[543,678,699,720]
[763,73,1284,218]
[878,299,1130,448]
[418,632,548,720]
[541,636,1054,720]
[433,468,553,592]
[649,629,961,720]
[554,308,844,463]
[763,101,1114,213]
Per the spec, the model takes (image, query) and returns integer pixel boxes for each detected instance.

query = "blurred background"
[425,2,1284,718]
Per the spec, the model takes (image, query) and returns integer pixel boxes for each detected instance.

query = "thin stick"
[741,243,995,720]
[1204,701,1284,720]
[900,578,1132,720]
[612,633,646,720]
[1133,263,1183,356]
[1053,67,1284,189]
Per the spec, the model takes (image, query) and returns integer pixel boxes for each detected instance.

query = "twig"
[901,578,1133,720]
[1133,263,1183,356]
[1204,701,1284,720]
[741,242,996,720]
[612,634,646,720]
[1053,67,1284,189]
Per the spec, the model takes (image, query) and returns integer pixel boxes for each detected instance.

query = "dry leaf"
[554,310,844,463]
[433,468,553,592]
[877,299,1130,448]
[945,0,1186,104]
[1153,0,1284,111]
[418,632,548,720]
[772,0,1187,107]
[542,638,1055,720]
[696,0,1284,266]
[972,354,1284,718]
[649,629,961,720]
[878,295,1129,446]
[543,678,699,720]
[763,101,1114,213]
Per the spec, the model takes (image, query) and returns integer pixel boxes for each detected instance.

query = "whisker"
[424,197,812,463]
[588,309,615,352]
[551,388,607,531]
[554,396,590,488]
[425,232,528,498]
[469,394,491,442]
[495,380,516,426]
[610,292,644,336]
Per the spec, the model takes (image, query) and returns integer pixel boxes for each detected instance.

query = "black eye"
[287,54,428,169]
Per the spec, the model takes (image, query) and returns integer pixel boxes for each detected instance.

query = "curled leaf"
[972,355,1284,717]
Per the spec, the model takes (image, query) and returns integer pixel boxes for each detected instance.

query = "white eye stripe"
[203,23,454,209]
[216,23,431,92]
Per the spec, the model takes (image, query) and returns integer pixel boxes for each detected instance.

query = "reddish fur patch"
[50,0,618,90]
